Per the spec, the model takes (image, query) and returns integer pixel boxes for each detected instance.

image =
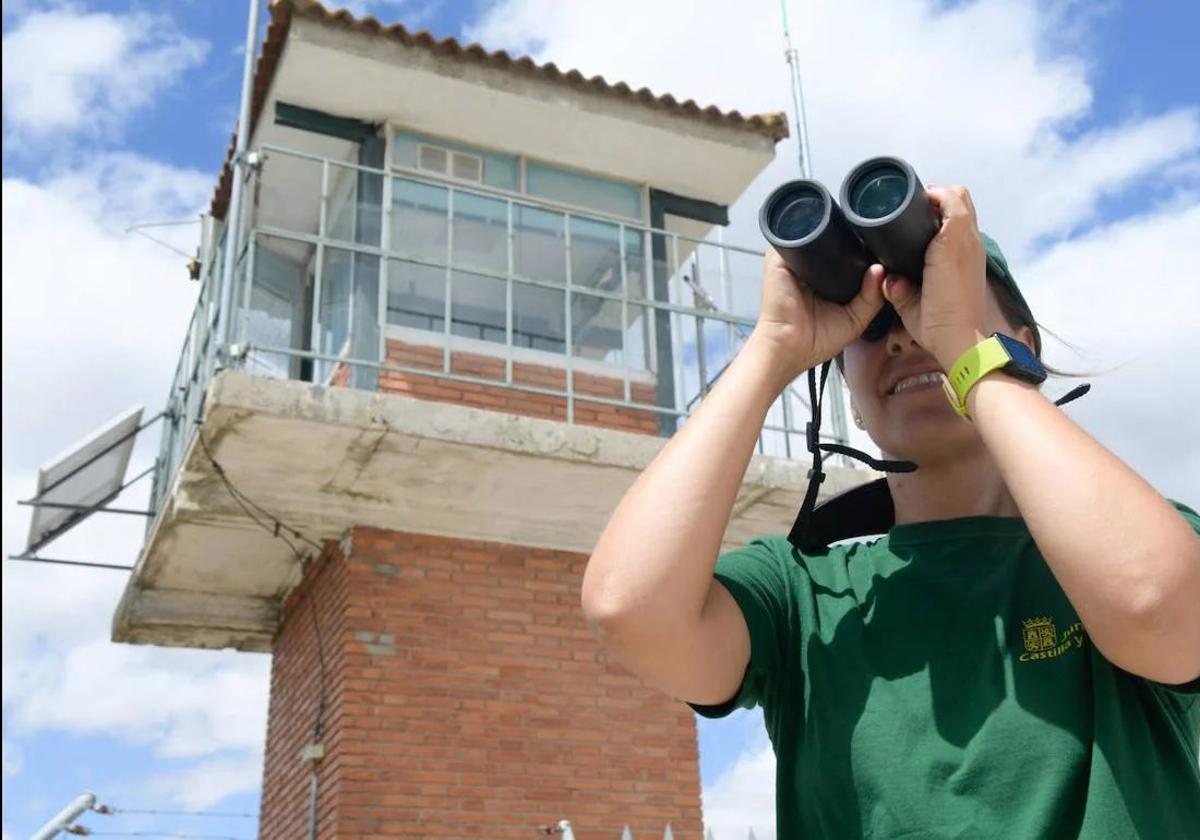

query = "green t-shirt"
[691,503,1200,839]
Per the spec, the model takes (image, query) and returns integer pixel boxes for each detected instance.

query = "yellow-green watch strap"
[942,336,1011,417]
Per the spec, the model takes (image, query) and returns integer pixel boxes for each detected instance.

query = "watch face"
[994,333,1047,384]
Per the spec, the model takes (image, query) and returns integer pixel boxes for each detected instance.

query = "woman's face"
[841,286,1036,465]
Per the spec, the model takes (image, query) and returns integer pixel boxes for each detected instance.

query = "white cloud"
[467,0,1198,264]
[701,729,777,840]
[1,154,210,471]
[2,638,269,758]
[1,740,21,780]
[141,755,265,811]
[1024,200,1200,501]
[1,154,268,808]
[1,7,208,145]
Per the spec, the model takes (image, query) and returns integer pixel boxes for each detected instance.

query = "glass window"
[525,162,642,220]
[326,163,383,247]
[253,152,322,236]
[391,178,448,263]
[514,282,565,353]
[245,235,311,379]
[569,217,621,293]
[387,260,445,332]
[452,192,508,275]
[571,291,622,365]
[319,247,354,381]
[451,270,506,344]
[624,227,648,300]
[514,205,565,286]
[348,252,380,390]
[392,129,518,191]
[625,302,654,375]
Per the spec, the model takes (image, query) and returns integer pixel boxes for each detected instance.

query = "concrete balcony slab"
[114,371,873,651]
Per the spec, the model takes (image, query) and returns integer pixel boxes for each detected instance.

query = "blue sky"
[2,2,1198,838]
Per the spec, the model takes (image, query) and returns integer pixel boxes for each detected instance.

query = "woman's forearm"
[968,373,1200,683]
[581,332,795,632]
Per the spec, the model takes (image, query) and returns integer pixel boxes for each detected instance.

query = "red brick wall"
[380,339,661,435]
[260,528,705,839]
[260,542,350,839]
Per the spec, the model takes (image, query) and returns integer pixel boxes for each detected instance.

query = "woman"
[581,185,1200,838]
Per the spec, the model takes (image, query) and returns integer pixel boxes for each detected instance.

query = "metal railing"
[149,144,851,516]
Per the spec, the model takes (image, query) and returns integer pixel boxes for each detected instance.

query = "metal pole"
[215,0,262,363]
[31,792,95,840]
[779,0,852,459]
[308,765,319,840]
[779,0,812,178]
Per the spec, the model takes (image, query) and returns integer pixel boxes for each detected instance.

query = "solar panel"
[24,405,145,555]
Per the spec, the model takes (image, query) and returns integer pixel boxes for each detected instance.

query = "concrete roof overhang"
[113,372,873,652]
[241,14,780,214]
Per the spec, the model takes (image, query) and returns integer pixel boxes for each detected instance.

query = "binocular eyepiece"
[759,157,938,305]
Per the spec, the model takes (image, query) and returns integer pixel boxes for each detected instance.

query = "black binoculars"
[759,156,939,306]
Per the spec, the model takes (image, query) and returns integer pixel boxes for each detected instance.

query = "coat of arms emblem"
[1022,616,1057,653]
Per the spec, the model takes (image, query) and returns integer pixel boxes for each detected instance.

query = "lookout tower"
[111,1,867,836]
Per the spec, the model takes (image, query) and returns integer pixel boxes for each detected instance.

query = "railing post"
[669,235,685,429]
[563,212,576,424]
[443,186,455,375]
[618,223,631,404]
[214,0,262,365]
[505,198,515,386]
[379,161,393,369]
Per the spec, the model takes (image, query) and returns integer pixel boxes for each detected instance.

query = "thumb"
[882,273,919,317]
[843,263,886,332]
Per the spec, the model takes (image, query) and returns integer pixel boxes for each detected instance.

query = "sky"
[2,0,1198,838]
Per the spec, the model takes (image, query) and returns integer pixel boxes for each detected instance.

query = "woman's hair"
[834,269,1079,377]
[990,268,1043,358]
[989,270,1085,378]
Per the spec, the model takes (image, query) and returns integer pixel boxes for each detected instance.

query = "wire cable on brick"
[194,429,330,808]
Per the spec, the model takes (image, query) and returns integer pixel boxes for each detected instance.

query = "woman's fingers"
[882,273,918,314]
[926,185,977,226]
[842,263,886,333]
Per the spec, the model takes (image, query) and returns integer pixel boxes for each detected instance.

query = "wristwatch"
[943,333,1047,417]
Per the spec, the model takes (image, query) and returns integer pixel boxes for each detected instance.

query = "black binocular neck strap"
[1054,383,1091,407]
[788,361,832,550]
[787,376,1094,550]
[788,361,916,549]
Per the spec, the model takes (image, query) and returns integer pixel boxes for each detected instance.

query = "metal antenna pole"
[214,0,263,366]
[778,1,852,457]
[780,0,814,178]
[31,792,96,840]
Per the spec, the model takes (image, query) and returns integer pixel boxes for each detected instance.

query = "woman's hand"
[749,249,886,386]
[880,185,989,369]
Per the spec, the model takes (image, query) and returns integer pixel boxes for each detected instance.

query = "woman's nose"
[886,322,921,356]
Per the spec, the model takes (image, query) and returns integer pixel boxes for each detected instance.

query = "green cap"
[980,231,1040,354]
[980,232,1031,314]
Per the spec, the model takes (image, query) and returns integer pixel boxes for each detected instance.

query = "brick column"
[260,528,705,839]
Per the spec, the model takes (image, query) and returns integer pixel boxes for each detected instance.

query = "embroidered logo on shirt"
[1019,616,1085,662]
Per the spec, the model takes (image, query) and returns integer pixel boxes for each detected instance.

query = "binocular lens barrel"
[839,157,938,283]
[767,186,826,241]
[846,164,910,220]
[759,180,871,305]
[758,156,941,305]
